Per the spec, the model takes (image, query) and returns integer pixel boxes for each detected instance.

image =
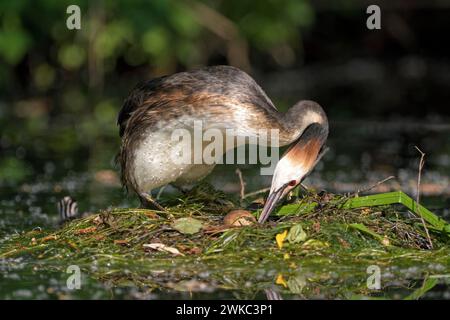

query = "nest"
[1,184,449,298]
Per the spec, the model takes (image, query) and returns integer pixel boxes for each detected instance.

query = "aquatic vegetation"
[1,184,449,299]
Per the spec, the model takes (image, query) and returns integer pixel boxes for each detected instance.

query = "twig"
[243,187,270,199]
[352,176,396,197]
[235,167,270,200]
[415,146,433,249]
[235,168,245,200]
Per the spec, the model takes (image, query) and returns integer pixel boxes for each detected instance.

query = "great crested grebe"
[117,65,328,223]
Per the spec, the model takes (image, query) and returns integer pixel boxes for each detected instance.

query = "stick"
[235,168,245,200]
[243,187,270,199]
[352,176,396,197]
[415,146,433,249]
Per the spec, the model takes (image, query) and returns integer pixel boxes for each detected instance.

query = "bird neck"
[280,100,328,145]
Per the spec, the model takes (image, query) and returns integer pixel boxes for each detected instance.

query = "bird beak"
[258,183,290,224]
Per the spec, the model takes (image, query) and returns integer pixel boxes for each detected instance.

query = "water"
[0,119,449,299]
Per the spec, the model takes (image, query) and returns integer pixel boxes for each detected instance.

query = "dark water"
[0,119,449,299]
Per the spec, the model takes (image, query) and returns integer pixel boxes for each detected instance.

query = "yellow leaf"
[283,253,290,260]
[276,230,288,249]
[381,236,390,246]
[276,274,287,288]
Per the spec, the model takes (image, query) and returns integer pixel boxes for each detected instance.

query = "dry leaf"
[338,238,350,248]
[313,222,321,233]
[114,239,129,246]
[143,243,184,256]
[93,215,103,225]
[74,227,97,235]
[188,247,202,255]
[144,212,159,219]
[66,241,79,251]
[41,235,57,242]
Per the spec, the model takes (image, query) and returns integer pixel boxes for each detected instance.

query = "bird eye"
[288,180,297,186]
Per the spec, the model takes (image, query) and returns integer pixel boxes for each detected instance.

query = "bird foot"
[139,193,166,211]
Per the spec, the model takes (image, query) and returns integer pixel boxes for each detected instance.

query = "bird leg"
[139,192,165,211]
[170,184,191,195]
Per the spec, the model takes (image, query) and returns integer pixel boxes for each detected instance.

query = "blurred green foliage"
[0,0,315,179]
[0,157,31,183]
[0,0,314,89]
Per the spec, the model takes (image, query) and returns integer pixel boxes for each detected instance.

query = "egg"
[223,210,256,227]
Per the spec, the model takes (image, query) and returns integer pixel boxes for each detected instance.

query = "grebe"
[58,196,79,223]
[57,196,91,224]
[117,65,328,223]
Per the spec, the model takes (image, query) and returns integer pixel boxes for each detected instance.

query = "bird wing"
[117,76,168,137]
[117,66,277,137]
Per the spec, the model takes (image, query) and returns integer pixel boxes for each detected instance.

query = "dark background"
[0,0,449,209]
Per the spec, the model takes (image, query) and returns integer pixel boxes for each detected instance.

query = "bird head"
[258,123,328,223]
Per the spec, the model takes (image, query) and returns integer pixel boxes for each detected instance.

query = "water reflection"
[0,120,449,299]
[2,256,449,299]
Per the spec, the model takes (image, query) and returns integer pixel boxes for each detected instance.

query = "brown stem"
[235,168,245,201]
[415,146,433,249]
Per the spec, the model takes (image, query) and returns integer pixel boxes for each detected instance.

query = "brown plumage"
[117,65,328,221]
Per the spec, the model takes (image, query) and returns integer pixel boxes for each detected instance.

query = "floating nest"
[1,183,450,298]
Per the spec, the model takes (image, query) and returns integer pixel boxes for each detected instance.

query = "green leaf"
[287,275,307,294]
[348,223,384,242]
[404,278,438,300]
[171,217,203,235]
[343,192,449,233]
[301,239,329,249]
[275,191,450,237]
[286,224,307,243]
